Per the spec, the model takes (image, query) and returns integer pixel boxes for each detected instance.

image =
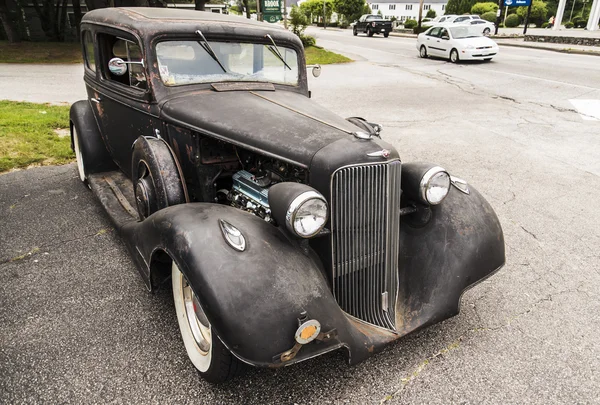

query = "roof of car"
[81,7,294,41]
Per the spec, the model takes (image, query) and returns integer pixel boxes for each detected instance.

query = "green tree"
[471,2,498,15]
[362,3,371,14]
[445,0,461,14]
[517,0,547,26]
[300,0,333,24]
[426,9,436,18]
[332,0,366,24]
[289,5,308,35]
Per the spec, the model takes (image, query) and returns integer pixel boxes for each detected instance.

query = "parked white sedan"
[416,25,499,63]
[458,18,496,36]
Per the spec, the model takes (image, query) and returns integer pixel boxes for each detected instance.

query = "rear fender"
[397,185,505,334]
[69,100,116,174]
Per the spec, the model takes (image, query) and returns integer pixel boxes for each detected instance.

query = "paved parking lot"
[1,32,599,403]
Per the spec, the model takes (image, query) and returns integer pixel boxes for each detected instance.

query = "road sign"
[505,0,532,6]
[261,0,282,22]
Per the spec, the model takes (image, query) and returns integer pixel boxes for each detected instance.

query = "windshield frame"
[154,37,301,88]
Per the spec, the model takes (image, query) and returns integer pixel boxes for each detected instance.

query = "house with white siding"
[368,0,449,21]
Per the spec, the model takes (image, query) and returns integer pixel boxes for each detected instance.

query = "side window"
[455,17,467,22]
[440,28,449,38]
[428,27,441,37]
[83,30,96,72]
[359,15,366,22]
[98,33,147,91]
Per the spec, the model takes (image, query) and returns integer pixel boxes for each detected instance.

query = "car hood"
[160,89,362,167]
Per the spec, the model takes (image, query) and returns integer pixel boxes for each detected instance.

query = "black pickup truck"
[353,14,393,37]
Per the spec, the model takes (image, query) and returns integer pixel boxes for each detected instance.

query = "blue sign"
[504,0,531,6]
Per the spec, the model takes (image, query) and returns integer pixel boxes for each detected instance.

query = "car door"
[88,29,161,176]
[357,15,367,32]
[425,27,442,56]
[437,27,451,57]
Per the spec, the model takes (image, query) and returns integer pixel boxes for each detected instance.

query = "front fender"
[121,204,394,367]
[397,184,505,334]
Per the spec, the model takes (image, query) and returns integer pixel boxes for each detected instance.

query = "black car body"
[71,7,505,383]
[353,14,393,37]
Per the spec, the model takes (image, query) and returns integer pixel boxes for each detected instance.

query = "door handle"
[90,97,101,103]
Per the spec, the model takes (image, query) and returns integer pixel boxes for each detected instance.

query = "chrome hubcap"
[182,279,211,354]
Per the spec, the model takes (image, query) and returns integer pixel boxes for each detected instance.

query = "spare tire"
[131,136,188,220]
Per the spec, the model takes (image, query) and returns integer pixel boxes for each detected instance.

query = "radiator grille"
[331,160,401,330]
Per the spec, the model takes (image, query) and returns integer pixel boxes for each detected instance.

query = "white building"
[368,0,448,21]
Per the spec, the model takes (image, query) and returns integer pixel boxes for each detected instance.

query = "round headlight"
[286,191,328,238]
[419,167,450,205]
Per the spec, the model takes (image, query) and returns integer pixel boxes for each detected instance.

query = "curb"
[497,41,600,56]
[390,32,417,38]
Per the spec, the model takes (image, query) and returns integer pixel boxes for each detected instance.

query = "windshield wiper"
[195,29,227,73]
[265,34,292,71]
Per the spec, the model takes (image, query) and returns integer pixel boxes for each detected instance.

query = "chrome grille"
[331,160,401,330]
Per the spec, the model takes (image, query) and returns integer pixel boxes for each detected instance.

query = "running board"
[88,171,139,230]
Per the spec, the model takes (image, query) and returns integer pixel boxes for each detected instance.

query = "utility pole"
[523,1,532,34]
[569,0,577,21]
[283,0,288,28]
[323,0,326,29]
[417,0,425,31]
[494,0,504,35]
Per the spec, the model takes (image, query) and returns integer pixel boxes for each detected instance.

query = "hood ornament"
[367,149,391,158]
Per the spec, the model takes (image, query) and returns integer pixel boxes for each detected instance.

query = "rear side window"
[83,31,96,72]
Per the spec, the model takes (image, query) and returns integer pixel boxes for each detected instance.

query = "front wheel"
[484,58,493,62]
[353,27,357,36]
[419,45,428,58]
[450,49,459,63]
[367,28,374,37]
[483,27,491,36]
[172,262,242,383]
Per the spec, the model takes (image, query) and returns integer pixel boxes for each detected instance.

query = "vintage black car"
[71,8,505,383]
[353,14,393,37]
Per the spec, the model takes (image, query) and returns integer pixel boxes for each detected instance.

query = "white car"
[430,14,457,23]
[447,15,480,23]
[416,24,499,63]
[458,18,496,36]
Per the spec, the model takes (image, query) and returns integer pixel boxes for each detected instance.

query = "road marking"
[569,99,600,121]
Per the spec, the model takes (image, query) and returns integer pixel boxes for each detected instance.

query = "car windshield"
[449,26,484,39]
[156,40,299,86]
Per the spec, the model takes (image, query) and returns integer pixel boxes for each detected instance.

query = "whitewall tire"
[172,262,242,382]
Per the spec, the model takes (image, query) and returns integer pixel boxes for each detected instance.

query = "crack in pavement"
[0,228,113,267]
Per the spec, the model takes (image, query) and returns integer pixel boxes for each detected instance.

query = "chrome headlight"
[268,183,329,238]
[286,191,328,238]
[419,166,451,205]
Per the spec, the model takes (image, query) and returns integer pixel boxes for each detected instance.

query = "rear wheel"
[172,262,242,383]
[419,45,428,58]
[450,48,459,63]
[384,32,389,38]
[483,27,491,36]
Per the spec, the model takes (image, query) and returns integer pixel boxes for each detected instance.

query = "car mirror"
[308,64,321,78]
[108,57,144,76]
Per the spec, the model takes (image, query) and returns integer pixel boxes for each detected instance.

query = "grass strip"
[0,41,82,64]
[305,46,352,65]
[0,101,74,173]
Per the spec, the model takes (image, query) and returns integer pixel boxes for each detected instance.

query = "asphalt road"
[1,32,600,404]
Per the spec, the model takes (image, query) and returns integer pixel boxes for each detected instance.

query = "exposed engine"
[195,135,307,220]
